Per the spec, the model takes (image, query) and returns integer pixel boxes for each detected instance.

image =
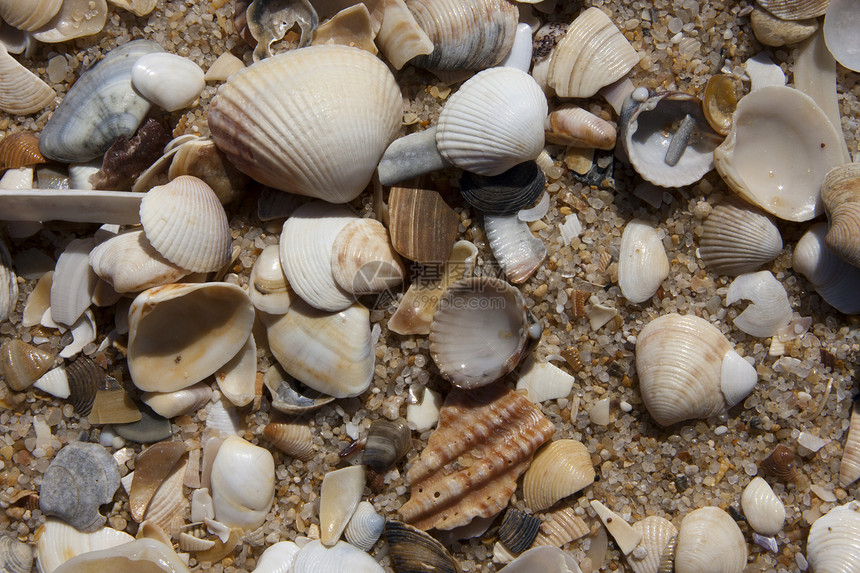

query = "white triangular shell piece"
[591,500,643,555]
[210,436,275,530]
[515,356,575,403]
[725,271,792,337]
[618,219,669,304]
[59,308,96,359]
[484,214,546,284]
[628,516,677,573]
[807,501,860,573]
[741,476,786,536]
[291,540,385,573]
[720,350,758,408]
[675,507,747,573]
[0,43,54,115]
[320,465,365,546]
[22,270,52,327]
[330,218,404,295]
[89,230,189,293]
[792,222,860,314]
[699,200,783,276]
[214,334,257,407]
[34,366,70,399]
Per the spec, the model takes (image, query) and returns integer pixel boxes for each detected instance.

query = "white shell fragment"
[675,507,747,573]
[50,538,190,573]
[502,546,582,572]
[744,52,786,91]
[0,240,16,324]
[210,436,275,530]
[132,52,205,112]
[484,214,546,284]
[806,501,860,573]
[591,500,643,555]
[515,356,575,403]
[741,477,786,536]
[36,518,133,573]
[618,219,669,304]
[840,402,860,487]
[253,541,300,573]
[50,238,97,327]
[792,223,860,314]
[249,245,292,314]
[204,51,245,81]
[406,387,442,432]
[726,271,793,337]
[31,0,108,43]
[823,0,860,72]
[141,382,212,419]
[320,465,365,546]
[214,334,257,407]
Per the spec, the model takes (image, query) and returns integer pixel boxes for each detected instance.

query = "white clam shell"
[320,465,365,546]
[726,271,792,337]
[214,334,257,407]
[0,43,54,116]
[628,516,678,573]
[210,436,275,530]
[436,67,547,176]
[249,245,292,314]
[792,222,860,314]
[330,218,404,295]
[209,45,401,203]
[291,540,384,573]
[635,314,757,426]
[36,518,133,573]
[675,507,747,573]
[253,541,300,573]
[50,237,97,327]
[141,381,213,419]
[806,501,860,573]
[484,214,546,284]
[30,0,108,43]
[741,477,785,536]
[713,86,845,222]
[699,200,783,276]
[618,219,669,304]
[139,176,232,273]
[0,0,62,31]
[132,52,205,112]
[88,230,189,293]
[127,283,256,392]
[344,501,385,552]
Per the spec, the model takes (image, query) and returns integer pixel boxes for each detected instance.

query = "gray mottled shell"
[498,509,541,554]
[39,40,163,163]
[0,239,17,324]
[344,501,385,552]
[363,418,411,473]
[0,535,32,573]
[699,200,783,276]
[39,441,121,532]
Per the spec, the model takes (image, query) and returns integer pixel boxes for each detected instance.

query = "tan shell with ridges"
[0,132,47,170]
[675,507,747,573]
[821,163,860,268]
[757,0,830,20]
[628,516,678,573]
[807,501,860,573]
[88,230,189,293]
[0,44,54,116]
[331,218,404,295]
[522,440,595,512]
[0,339,53,391]
[0,0,62,31]
[699,199,783,276]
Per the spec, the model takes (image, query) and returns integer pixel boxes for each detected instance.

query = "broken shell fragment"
[384,520,459,572]
[214,334,256,407]
[751,7,818,47]
[376,0,433,70]
[363,418,411,473]
[484,214,546,284]
[618,219,670,304]
[821,163,860,268]
[675,507,747,573]
[806,501,860,573]
[129,442,187,523]
[35,518,134,573]
[141,382,213,419]
[388,184,459,264]
[0,338,53,391]
[523,440,595,512]
[498,508,541,554]
[263,364,335,414]
[249,245,292,314]
[320,465,365,546]
[741,476,785,536]
[627,516,678,573]
[502,546,581,573]
[31,0,108,43]
[51,538,190,573]
[0,43,54,116]
[792,223,860,314]
[344,501,384,552]
[699,199,783,276]
[311,4,377,55]
[167,137,249,205]
[88,230,189,293]
[702,74,738,136]
[726,271,792,337]
[246,0,318,61]
[210,436,275,530]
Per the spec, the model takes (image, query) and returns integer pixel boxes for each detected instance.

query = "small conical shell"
[0,43,54,116]
[330,218,404,295]
[821,163,860,268]
[741,476,785,536]
[699,200,783,276]
[522,440,595,512]
[675,507,747,573]
[758,0,830,20]
[807,501,860,573]
[793,222,860,314]
[320,465,365,546]
[344,501,384,552]
[0,339,53,391]
[89,230,189,293]
[628,516,678,573]
[263,420,315,461]
[618,219,669,304]
[139,176,232,273]
[839,402,860,487]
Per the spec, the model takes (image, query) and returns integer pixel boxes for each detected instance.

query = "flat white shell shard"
[22,270,52,327]
[291,540,385,573]
[208,45,402,203]
[88,230,189,293]
[320,465,365,546]
[132,52,205,112]
[807,501,860,573]
[725,271,792,337]
[484,214,546,284]
[127,283,256,392]
[628,516,678,573]
[34,366,70,399]
[0,43,54,115]
[675,507,747,573]
[50,237,97,327]
[139,176,232,273]
[36,518,133,573]
[793,223,860,314]
[515,356,575,403]
[635,313,757,426]
[210,436,275,530]
[279,201,357,312]
[618,219,669,304]
[502,546,582,573]
[253,541,300,573]
[699,200,783,276]
[840,402,860,487]
[214,334,257,407]
[406,387,442,432]
[741,476,786,536]
[249,244,292,314]
[436,67,547,176]
[744,51,786,91]
[59,309,96,359]
[344,501,385,552]
[547,7,640,98]
[713,86,845,222]
[141,381,212,419]
[824,0,860,72]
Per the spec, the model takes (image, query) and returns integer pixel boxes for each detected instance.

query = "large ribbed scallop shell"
[484,214,546,284]
[0,43,54,116]
[208,45,401,203]
[0,339,52,392]
[821,163,860,268]
[806,501,860,573]
[792,223,860,314]
[0,0,62,31]
[839,402,860,487]
[344,501,385,552]
[699,200,783,276]
[627,516,678,573]
[522,440,595,512]
[741,476,785,536]
[399,384,554,530]
[263,420,314,461]
[635,314,758,426]
[89,230,189,293]
[758,0,830,20]
[0,132,47,170]
[547,7,640,98]
[618,219,669,304]
[139,176,232,273]
[406,0,518,71]
[331,218,404,295]
[675,507,747,573]
[436,67,547,177]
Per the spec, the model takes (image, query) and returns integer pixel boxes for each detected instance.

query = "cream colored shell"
[628,516,678,573]
[0,0,62,31]
[792,222,860,314]
[821,162,860,268]
[0,43,54,116]
[618,219,669,304]
[807,501,860,573]
[523,440,595,512]
[675,507,747,573]
[839,402,860,487]
[210,436,275,530]
[320,465,365,546]
[88,230,189,293]
[740,477,785,536]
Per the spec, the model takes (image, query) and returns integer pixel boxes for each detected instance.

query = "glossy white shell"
[50,238,97,327]
[290,540,384,573]
[36,518,133,573]
[214,334,257,407]
[502,546,582,572]
[792,223,860,314]
[675,507,747,573]
[699,200,783,276]
[210,436,275,530]
[253,541,300,573]
[741,477,785,536]
[140,382,213,419]
[618,219,669,304]
[806,501,860,573]
[628,516,678,573]
[320,465,365,546]
[132,52,205,112]
[30,0,108,43]
[88,230,189,293]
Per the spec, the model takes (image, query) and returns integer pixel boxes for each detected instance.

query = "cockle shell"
[127,283,256,392]
[210,436,275,530]
[209,45,401,203]
[0,132,47,170]
[635,313,758,426]
[39,40,162,163]
[436,67,547,176]
[0,43,54,116]
[290,540,384,573]
[132,52,205,112]
[263,419,315,461]
[376,0,433,70]
[821,163,860,268]
[331,217,404,295]
[484,214,547,284]
[699,199,783,276]
[544,105,617,149]
[30,0,108,43]
[88,230,189,293]
[726,271,792,337]
[384,520,459,572]
[531,506,590,549]
[399,383,554,530]
[758,0,830,20]
[141,382,213,419]
[807,501,860,573]
[406,0,518,71]
[522,439,595,512]
[675,507,747,573]
[792,223,860,314]
[839,402,860,487]
[0,0,62,31]
[741,476,785,536]
[547,7,640,98]
[618,219,669,304]
[0,534,32,573]
[51,538,190,573]
[0,339,53,391]
[627,516,678,573]
[249,245,292,314]
[344,501,385,551]
[35,518,134,573]
[320,465,365,546]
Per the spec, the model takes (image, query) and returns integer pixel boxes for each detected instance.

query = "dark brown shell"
[363,418,411,473]
[0,132,47,171]
[498,508,541,554]
[66,356,105,417]
[384,520,458,573]
[389,185,459,263]
[759,444,796,482]
[91,118,171,190]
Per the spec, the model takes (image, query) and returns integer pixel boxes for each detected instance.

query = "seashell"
[0,534,33,573]
[35,518,134,573]
[140,382,212,419]
[750,7,818,47]
[263,419,315,461]
[389,184,459,263]
[618,219,669,304]
[702,74,738,136]
[263,363,335,414]
[88,230,189,293]
[291,540,384,573]
[530,506,589,548]
[713,86,844,222]
[214,334,257,407]
[759,444,796,482]
[741,476,785,536]
[139,456,189,537]
[484,214,547,283]
[627,516,677,573]
[518,191,550,222]
[344,501,385,552]
[129,442,187,523]
[399,383,554,530]
[406,386,442,432]
[807,501,860,573]
[320,465,365,546]
[377,127,451,186]
[178,531,216,553]
[459,161,546,216]
[0,338,53,391]
[87,379,141,425]
[376,0,433,70]
[840,402,860,487]
[725,271,792,337]
[547,7,639,98]
[34,366,70,399]
[758,0,830,20]
[0,0,62,31]
[824,0,860,72]
[254,541,301,573]
[249,245,292,314]
[545,105,616,149]
[167,137,249,205]
[429,277,540,389]
[191,489,215,523]
[792,223,860,314]
[210,436,275,530]
[209,45,401,203]
[522,440,595,512]
[331,218,405,295]
[502,22,535,72]
[204,51,245,81]
[515,356,574,403]
[384,520,459,572]
[498,509,541,554]
[247,0,317,61]
[0,43,54,116]
[744,51,787,92]
[194,521,241,563]
[0,240,15,324]
[132,52,205,112]
[30,0,108,42]
[363,418,411,472]
[108,0,158,17]
[262,293,374,398]
[50,237,97,327]
[66,356,105,417]
[821,163,860,268]
[39,40,162,163]
[311,4,377,55]
[40,441,121,532]
[436,67,547,177]
[127,283,256,393]
[0,132,47,170]
[635,313,758,426]
[674,507,747,573]
[591,500,643,555]
[406,0,518,71]
[699,199,783,276]
[47,538,190,573]
[621,91,723,188]
[502,546,581,573]
[90,118,172,191]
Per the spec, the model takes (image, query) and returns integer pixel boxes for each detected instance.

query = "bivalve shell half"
[291,540,384,573]
[675,507,747,573]
[263,419,314,461]
[254,541,300,573]
[459,161,546,216]
[50,237,97,327]
[0,534,32,573]
[792,222,860,314]
[263,364,335,414]
[498,509,541,554]
[484,214,546,284]
[758,0,830,20]
[741,476,785,536]
[88,230,189,293]
[319,465,365,546]
[821,163,860,268]
[635,313,758,426]
[210,436,275,530]
[618,219,669,304]
[0,338,53,391]
[35,518,133,573]
[344,501,385,552]
[363,418,411,473]
[725,271,792,337]
[702,74,739,136]
[522,439,595,512]
[331,218,404,295]
[384,520,458,572]
[249,245,292,314]
[807,501,860,573]
[129,442,187,523]
[30,0,108,43]
[751,7,818,47]
[127,283,255,392]
[627,516,678,573]
[167,137,249,205]
[824,0,860,72]
[388,184,459,264]
[699,199,783,276]
[0,0,62,31]
[48,538,189,573]
[0,43,54,116]
[502,546,582,573]
[209,45,401,203]
[131,52,205,112]
[140,382,212,419]
[0,132,47,170]
[545,105,617,149]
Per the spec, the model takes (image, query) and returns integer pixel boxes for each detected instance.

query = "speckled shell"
[0,132,47,170]
[821,163,860,268]
[89,230,189,293]
[210,436,275,530]
[618,219,669,304]
[0,339,53,391]
[209,45,401,203]
[331,218,404,295]
[263,420,314,461]
[522,440,595,512]
[399,384,554,530]
[628,516,678,573]
[839,402,860,487]
[675,507,747,573]
[484,214,546,284]
[406,0,518,71]
[792,223,860,314]
[741,476,785,536]
[436,67,547,177]
[0,43,54,116]
[0,0,62,30]
[699,200,783,276]
[758,0,829,20]
[344,501,385,552]
[807,501,860,573]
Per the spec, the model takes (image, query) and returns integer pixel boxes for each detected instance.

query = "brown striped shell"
[0,132,47,171]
